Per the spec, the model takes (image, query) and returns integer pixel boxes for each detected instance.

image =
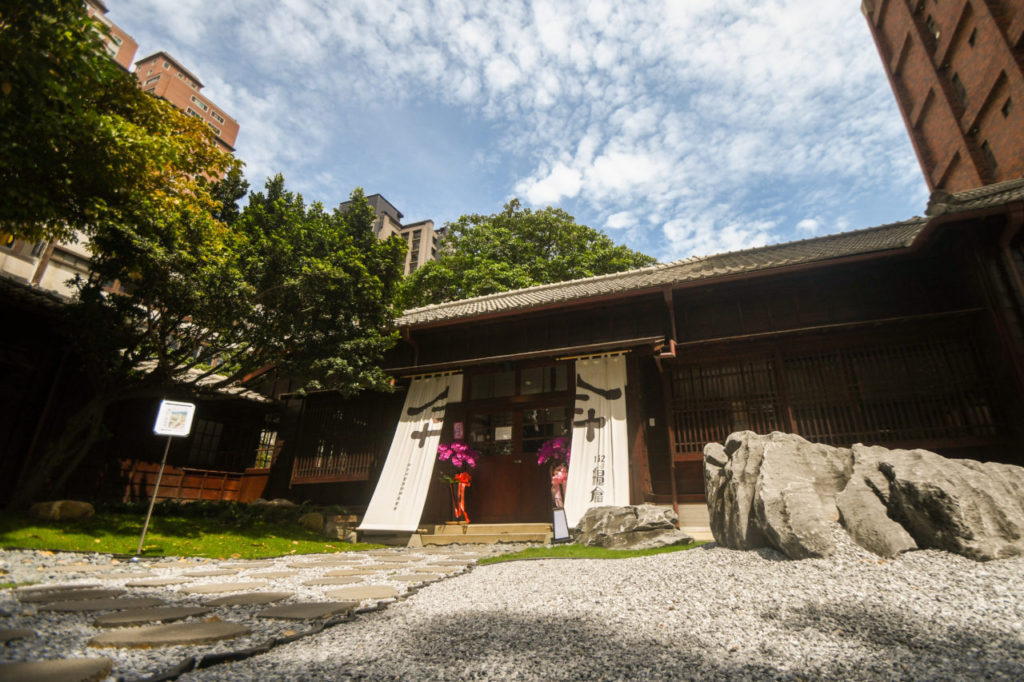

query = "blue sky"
[111,0,929,263]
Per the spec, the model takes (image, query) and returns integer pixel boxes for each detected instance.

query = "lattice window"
[291,401,378,483]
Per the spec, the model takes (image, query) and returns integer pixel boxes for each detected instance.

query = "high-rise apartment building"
[85,0,137,71]
[2,2,240,296]
[135,52,240,153]
[863,0,1024,192]
[342,194,440,275]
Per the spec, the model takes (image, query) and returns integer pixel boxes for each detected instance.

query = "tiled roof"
[396,178,1024,328]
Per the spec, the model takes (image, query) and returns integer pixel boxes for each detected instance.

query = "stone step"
[426,522,551,536]
[419,531,552,545]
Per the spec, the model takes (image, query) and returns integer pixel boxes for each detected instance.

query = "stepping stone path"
[179,581,268,594]
[0,542,518,680]
[89,622,251,648]
[391,573,443,583]
[18,588,125,603]
[93,606,212,627]
[41,597,164,612]
[247,571,298,579]
[0,657,112,682]
[325,585,400,601]
[125,577,190,587]
[205,592,294,606]
[257,602,356,620]
[0,628,37,643]
[301,577,362,586]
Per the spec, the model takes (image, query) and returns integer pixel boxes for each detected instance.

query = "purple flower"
[437,441,479,470]
[536,436,571,466]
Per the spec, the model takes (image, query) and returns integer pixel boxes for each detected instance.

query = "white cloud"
[796,218,820,234]
[111,0,925,260]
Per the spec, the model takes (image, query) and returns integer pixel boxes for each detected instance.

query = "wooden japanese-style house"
[274,179,1024,530]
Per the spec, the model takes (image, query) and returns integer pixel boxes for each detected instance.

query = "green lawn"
[478,541,705,564]
[0,510,382,558]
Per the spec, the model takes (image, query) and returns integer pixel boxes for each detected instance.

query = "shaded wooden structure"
[267,180,1024,522]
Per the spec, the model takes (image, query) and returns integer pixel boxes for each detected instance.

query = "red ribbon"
[453,472,471,523]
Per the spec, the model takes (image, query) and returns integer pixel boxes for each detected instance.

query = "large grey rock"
[879,449,1024,560]
[755,434,852,559]
[704,431,1024,561]
[836,445,918,558]
[575,505,694,550]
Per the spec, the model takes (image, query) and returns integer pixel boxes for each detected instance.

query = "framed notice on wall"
[153,400,196,437]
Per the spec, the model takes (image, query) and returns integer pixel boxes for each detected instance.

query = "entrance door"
[465,406,569,523]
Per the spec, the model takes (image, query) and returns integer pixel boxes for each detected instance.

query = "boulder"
[250,498,296,507]
[575,505,694,550]
[29,500,95,521]
[298,512,324,532]
[704,432,1024,561]
[878,449,1024,561]
[323,514,360,541]
[836,445,917,558]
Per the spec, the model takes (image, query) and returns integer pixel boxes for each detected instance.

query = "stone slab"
[0,657,112,682]
[223,561,275,569]
[246,571,298,579]
[93,606,212,627]
[125,577,190,587]
[368,556,418,563]
[42,597,164,612]
[325,585,399,601]
[19,588,126,603]
[257,601,357,620]
[301,577,361,586]
[182,569,239,577]
[391,573,442,582]
[178,581,267,594]
[50,565,110,574]
[16,584,99,595]
[0,628,37,642]
[89,622,250,648]
[366,563,411,570]
[323,569,377,577]
[429,560,475,566]
[91,571,156,580]
[205,592,293,606]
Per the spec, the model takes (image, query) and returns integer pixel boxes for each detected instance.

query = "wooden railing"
[121,460,269,503]
[291,449,375,483]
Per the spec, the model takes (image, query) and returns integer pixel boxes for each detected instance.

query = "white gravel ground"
[180,530,1024,681]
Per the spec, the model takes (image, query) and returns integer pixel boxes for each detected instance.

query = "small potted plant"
[437,441,478,523]
[537,436,570,508]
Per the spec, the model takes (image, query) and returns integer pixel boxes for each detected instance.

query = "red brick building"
[135,51,240,153]
[85,0,138,71]
[863,0,1024,191]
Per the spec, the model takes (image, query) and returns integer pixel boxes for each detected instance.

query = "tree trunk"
[9,395,111,509]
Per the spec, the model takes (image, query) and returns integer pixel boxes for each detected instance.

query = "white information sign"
[153,400,197,437]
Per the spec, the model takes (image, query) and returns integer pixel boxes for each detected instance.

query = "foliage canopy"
[396,200,656,310]
[0,0,232,242]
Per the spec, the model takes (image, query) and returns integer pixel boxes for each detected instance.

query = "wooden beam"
[384,335,664,376]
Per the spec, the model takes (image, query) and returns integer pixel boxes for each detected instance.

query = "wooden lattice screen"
[290,399,378,483]
[670,335,999,456]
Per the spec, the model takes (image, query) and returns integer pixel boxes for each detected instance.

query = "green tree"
[396,200,657,309]
[0,0,232,242]
[11,180,407,507]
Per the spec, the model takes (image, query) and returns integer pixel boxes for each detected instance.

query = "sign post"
[135,400,196,556]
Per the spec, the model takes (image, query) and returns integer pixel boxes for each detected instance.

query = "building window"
[951,73,967,106]
[211,111,225,124]
[144,87,155,94]
[254,429,277,469]
[207,122,221,135]
[1002,98,1013,118]
[190,95,208,111]
[981,140,998,169]
[188,419,223,466]
[145,75,160,85]
[185,107,203,119]
[163,61,169,69]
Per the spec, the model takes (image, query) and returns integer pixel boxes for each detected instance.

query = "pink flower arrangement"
[536,435,571,466]
[437,441,479,470]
